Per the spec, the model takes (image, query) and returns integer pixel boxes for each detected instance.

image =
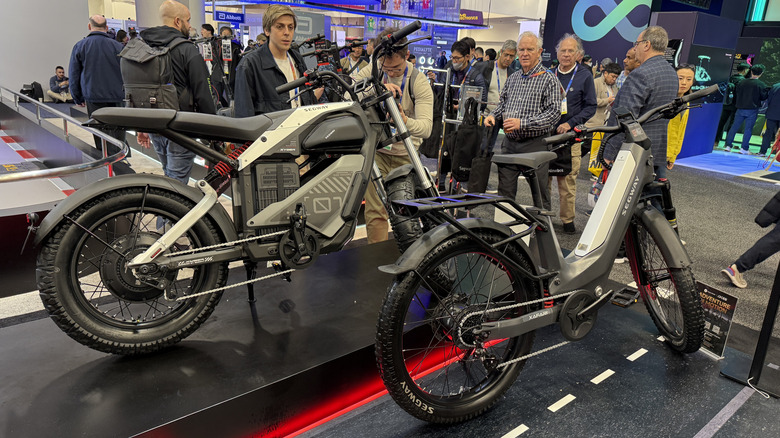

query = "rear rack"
[393,193,557,281]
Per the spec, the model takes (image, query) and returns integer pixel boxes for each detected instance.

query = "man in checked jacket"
[485,31,563,210]
[603,26,678,189]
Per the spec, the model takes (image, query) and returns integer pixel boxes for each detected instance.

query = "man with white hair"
[485,32,563,210]
[549,34,596,234]
[603,26,678,203]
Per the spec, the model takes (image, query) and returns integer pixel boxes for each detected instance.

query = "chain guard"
[560,290,598,341]
[279,230,320,269]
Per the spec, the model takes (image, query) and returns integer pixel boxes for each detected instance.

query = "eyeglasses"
[633,39,649,47]
[381,64,405,74]
[450,55,465,62]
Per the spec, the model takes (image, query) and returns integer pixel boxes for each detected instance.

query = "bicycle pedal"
[611,288,640,307]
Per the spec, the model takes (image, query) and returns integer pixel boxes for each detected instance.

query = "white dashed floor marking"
[591,369,615,385]
[627,348,648,361]
[500,424,529,438]
[548,394,576,412]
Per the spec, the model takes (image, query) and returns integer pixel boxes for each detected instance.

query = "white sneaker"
[614,257,629,264]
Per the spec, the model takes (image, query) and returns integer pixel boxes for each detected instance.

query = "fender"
[33,174,238,246]
[634,205,691,268]
[379,218,537,275]
[383,163,415,184]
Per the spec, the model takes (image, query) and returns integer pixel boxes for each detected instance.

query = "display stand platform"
[0,241,398,438]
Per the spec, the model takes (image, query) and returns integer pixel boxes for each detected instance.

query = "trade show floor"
[304,304,780,438]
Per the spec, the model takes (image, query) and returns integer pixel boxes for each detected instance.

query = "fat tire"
[376,230,539,423]
[628,220,704,353]
[36,187,229,355]
[386,173,426,253]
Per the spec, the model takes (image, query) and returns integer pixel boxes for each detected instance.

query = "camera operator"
[351,27,434,243]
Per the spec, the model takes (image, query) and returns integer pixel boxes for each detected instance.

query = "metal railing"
[0,85,128,183]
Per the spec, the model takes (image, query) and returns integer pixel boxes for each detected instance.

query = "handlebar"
[543,84,719,146]
[291,34,325,50]
[276,74,311,95]
[681,84,719,103]
[382,21,422,45]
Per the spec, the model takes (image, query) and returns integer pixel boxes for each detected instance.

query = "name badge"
[561,98,568,115]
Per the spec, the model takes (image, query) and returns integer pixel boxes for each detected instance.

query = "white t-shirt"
[275,55,300,108]
[487,62,507,114]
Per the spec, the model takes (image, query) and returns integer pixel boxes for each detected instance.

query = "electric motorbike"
[33,22,436,355]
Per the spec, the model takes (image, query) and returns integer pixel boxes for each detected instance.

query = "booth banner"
[697,281,738,358]
[459,9,483,25]
[543,0,652,68]
[409,44,438,69]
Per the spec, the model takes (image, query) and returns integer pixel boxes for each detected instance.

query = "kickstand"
[611,287,640,308]
[244,260,258,303]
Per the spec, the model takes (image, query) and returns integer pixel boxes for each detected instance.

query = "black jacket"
[735,77,770,110]
[233,43,316,117]
[756,190,780,228]
[140,26,216,114]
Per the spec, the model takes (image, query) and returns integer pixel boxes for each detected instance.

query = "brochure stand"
[720,260,780,397]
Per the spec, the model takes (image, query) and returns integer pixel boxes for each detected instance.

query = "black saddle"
[492,151,558,170]
[89,108,273,143]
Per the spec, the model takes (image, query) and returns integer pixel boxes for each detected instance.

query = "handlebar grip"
[390,21,422,42]
[275,75,310,95]
[682,84,718,103]
[543,131,577,146]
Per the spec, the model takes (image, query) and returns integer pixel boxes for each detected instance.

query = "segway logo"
[571,0,651,42]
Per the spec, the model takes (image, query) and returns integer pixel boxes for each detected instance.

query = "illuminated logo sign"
[214,10,244,23]
[571,0,651,42]
[458,9,483,25]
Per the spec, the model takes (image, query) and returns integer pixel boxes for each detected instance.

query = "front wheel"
[36,187,229,355]
[376,231,539,423]
[626,218,704,353]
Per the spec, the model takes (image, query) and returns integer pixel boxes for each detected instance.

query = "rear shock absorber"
[204,142,249,195]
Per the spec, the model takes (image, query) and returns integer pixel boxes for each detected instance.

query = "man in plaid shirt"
[486,31,563,210]
[604,26,678,186]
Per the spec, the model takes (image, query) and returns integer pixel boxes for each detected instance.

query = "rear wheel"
[36,188,229,355]
[626,218,703,353]
[376,231,539,423]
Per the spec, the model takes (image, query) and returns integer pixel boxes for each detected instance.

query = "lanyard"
[522,69,548,79]
[287,52,300,107]
[555,64,578,95]
[350,58,360,74]
[384,66,409,105]
[453,64,473,86]
[494,61,503,93]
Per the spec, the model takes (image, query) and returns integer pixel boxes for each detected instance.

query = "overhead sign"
[459,9,483,25]
[214,10,245,23]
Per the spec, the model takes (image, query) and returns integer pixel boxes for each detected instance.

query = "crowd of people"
[52,2,780,288]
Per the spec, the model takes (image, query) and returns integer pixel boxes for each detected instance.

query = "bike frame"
[126,77,436,272]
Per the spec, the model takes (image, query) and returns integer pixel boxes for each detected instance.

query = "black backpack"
[119,37,188,109]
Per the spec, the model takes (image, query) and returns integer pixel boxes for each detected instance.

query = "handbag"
[451,97,483,182]
[467,125,498,193]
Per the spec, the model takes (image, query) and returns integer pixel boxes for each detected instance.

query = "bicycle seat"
[492,151,558,169]
[90,108,274,143]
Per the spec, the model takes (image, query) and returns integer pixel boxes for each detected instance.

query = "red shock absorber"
[543,288,554,308]
[205,142,250,194]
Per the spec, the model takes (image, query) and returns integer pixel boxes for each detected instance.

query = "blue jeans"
[761,119,779,155]
[725,109,759,151]
[150,134,195,184]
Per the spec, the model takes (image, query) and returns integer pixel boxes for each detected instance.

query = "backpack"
[119,37,189,109]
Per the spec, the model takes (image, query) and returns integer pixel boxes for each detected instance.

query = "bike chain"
[167,229,288,256]
[163,229,292,301]
[456,290,578,368]
[175,268,296,301]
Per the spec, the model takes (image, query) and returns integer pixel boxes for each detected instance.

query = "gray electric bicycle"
[375,85,718,423]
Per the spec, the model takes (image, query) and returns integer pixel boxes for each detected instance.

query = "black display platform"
[0,241,398,438]
[306,304,780,438]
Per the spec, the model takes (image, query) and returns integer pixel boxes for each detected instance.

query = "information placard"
[697,281,738,358]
